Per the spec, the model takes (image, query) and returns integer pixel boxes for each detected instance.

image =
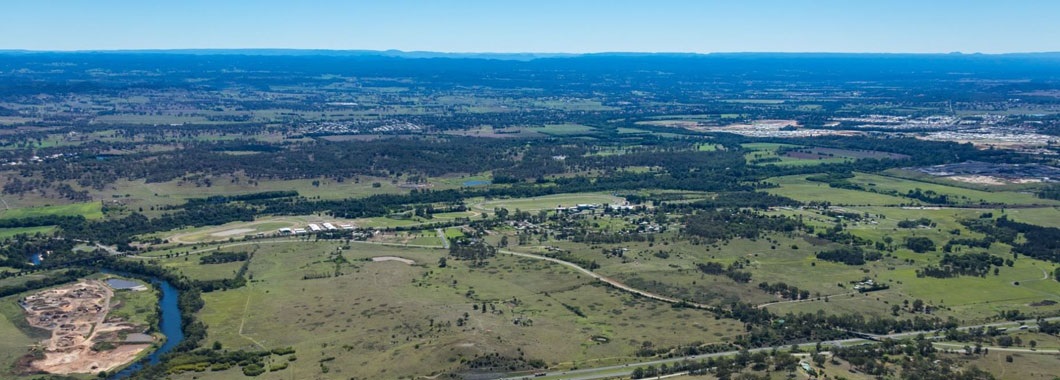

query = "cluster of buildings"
[916,161,1060,183]
[300,120,423,135]
[832,114,959,130]
[1,152,68,167]
[554,202,639,213]
[278,222,355,235]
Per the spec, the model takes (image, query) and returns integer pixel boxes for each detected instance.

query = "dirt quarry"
[19,280,154,374]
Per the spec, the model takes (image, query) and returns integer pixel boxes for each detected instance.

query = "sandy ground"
[371,256,416,265]
[21,280,154,374]
[949,175,1007,186]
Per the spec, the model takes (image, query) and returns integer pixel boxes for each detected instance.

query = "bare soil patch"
[19,280,154,374]
[948,175,1007,186]
[210,228,256,237]
[371,256,416,265]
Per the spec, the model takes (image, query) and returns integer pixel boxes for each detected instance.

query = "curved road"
[499,249,718,312]
[130,237,712,314]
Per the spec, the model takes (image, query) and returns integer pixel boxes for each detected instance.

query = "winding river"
[105,272,184,379]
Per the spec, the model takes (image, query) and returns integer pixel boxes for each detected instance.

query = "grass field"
[151,216,341,245]
[0,202,103,220]
[0,296,47,375]
[168,241,744,379]
[0,226,56,239]
[471,192,624,212]
[847,173,1060,206]
[765,175,909,205]
[89,176,407,218]
[1004,207,1060,228]
[532,123,597,135]
[107,277,159,327]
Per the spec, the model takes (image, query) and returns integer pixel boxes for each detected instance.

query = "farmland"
[0,51,1057,380]
[162,242,744,379]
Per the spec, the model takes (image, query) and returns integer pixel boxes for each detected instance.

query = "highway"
[498,317,1060,380]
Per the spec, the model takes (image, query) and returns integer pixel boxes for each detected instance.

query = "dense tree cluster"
[897,218,934,228]
[904,237,936,253]
[683,209,801,244]
[0,269,93,298]
[815,246,881,265]
[757,282,810,300]
[696,262,753,283]
[965,216,1060,263]
[199,251,249,265]
[448,238,497,265]
[918,253,1005,278]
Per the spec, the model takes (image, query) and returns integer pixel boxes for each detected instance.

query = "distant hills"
[1,49,1058,61]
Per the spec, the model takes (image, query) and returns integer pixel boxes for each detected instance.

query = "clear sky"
[2,0,1058,53]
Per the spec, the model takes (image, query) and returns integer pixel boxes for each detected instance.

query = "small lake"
[28,253,42,266]
[105,278,143,290]
[462,180,492,187]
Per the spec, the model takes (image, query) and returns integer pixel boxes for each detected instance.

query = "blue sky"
[2,0,1058,53]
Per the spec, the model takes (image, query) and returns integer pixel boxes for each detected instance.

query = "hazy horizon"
[3,49,1059,56]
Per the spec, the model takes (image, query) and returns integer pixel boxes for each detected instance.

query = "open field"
[531,123,597,135]
[847,173,1060,206]
[153,216,356,244]
[0,297,48,377]
[944,351,1060,380]
[0,226,56,239]
[0,202,103,220]
[1003,207,1060,228]
[471,192,624,212]
[86,177,408,218]
[765,175,909,205]
[172,241,744,379]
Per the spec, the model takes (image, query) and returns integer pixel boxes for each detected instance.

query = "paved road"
[498,317,1060,380]
[933,342,1060,354]
[756,291,859,309]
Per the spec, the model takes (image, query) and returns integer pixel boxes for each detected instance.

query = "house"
[293,228,307,234]
[278,228,293,235]
[308,224,322,232]
[323,223,337,230]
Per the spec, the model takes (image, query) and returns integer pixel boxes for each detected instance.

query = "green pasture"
[849,173,1059,206]
[0,202,103,220]
[177,241,743,379]
[765,175,909,206]
[471,192,624,212]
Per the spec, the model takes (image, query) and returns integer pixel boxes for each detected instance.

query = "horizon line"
[2,48,1060,56]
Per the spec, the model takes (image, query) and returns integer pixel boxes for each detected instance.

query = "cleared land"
[471,193,624,212]
[176,241,743,379]
[17,279,155,374]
